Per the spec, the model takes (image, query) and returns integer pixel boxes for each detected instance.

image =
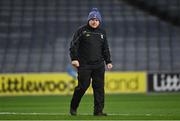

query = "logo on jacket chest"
[86,33,91,37]
[83,31,104,39]
[83,31,90,37]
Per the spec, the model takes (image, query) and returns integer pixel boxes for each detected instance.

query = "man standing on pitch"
[69,8,113,116]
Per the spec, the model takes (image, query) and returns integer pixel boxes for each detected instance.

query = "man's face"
[88,18,100,28]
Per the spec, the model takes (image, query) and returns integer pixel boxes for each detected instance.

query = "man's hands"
[107,63,113,70]
[71,60,79,68]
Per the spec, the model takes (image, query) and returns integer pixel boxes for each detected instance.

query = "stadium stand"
[0,0,179,72]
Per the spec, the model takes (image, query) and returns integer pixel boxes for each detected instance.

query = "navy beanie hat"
[87,8,102,22]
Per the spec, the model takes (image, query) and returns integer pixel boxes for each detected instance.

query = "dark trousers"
[70,65,105,113]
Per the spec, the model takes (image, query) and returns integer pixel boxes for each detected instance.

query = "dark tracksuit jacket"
[69,24,112,113]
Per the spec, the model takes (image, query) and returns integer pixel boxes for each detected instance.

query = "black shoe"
[94,112,107,116]
[70,108,77,116]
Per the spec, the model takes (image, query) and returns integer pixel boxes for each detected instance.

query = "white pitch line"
[0,112,67,115]
[0,112,179,121]
[0,112,145,116]
[0,112,166,116]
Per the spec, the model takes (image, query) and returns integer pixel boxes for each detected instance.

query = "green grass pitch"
[0,93,180,120]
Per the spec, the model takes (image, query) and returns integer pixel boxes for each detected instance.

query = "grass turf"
[0,93,180,120]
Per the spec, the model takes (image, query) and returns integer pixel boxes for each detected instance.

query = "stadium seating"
[0,0,179,72]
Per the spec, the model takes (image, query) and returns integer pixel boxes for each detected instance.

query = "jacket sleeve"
[69,29,81,61]
[103,31,112,64]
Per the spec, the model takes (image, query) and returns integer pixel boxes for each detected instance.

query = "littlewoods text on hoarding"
[0,76,76,92]
[0,72,146,96]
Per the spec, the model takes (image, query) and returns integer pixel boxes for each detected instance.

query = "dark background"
[0,0,180,73]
